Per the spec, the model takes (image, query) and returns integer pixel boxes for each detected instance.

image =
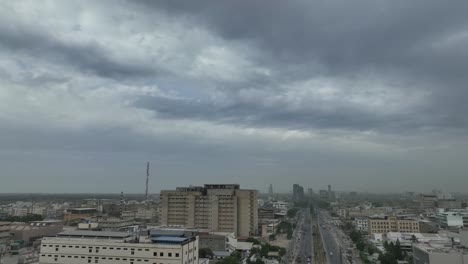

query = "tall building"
[268,184,273,195]
[292,184,304,201]
[307,188,313,197]
[39,229,199,264]
[160,184,258,236]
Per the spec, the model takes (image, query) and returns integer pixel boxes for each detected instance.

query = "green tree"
[287,208,299,218]
[246,237,261,245]
[218,252,242,264]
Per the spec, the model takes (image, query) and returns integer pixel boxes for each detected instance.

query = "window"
[160,252,164,257]
[168,253,172,257]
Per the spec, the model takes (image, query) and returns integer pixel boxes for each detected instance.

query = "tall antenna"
[120,190,124,220]
[145,162,150,203]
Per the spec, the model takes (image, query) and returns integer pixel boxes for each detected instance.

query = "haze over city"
[1,0,468,193]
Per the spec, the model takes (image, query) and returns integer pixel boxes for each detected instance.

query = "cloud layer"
[1,0,468,193]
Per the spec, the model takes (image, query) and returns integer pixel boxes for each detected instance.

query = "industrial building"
[39,229,199,264]
[160,184,258,236]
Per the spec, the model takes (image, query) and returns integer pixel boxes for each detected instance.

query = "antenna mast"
[145,162,150,203]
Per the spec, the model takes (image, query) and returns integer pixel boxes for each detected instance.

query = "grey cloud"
[0,23,159,80]
[133,95,434,133]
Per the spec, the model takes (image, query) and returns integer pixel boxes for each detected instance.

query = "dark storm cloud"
[0,23,159,79]
[137,0,468,78]
[131,0,468,133]
[134,94,465,133]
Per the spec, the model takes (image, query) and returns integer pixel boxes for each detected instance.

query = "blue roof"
[151,236,189,244]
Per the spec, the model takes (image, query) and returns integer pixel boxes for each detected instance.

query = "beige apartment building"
[368,216,420,234]
[160,184,258,237]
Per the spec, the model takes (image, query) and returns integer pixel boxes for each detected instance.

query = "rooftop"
[151,236,189,244]
[57,230,133,239]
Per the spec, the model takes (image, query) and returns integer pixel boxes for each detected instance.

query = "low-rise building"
[39,229,199,264]
[413,244,468,264]
[9,220,63,244]
[63,208,97,222]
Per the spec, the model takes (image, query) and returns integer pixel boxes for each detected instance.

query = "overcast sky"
[1,0,468,194]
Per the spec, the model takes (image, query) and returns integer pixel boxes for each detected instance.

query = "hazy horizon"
[1,1,468,193]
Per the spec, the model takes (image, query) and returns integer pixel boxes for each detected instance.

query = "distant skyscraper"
[328,184,331,193]
[268,184,273,195]
[308,188,313,197]
[293,184,304,201]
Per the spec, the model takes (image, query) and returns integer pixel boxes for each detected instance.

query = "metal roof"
[151,236,188,243]
[58,230,133,238]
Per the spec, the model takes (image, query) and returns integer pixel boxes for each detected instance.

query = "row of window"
[43,244,197,258]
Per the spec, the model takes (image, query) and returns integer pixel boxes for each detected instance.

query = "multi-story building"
[319,190,328,200]
[292,184,304,201]
[438,199,462,209]
[368,216,420,235]
[354,217,369,232]
[0,222,11,252]
[39,229,199,264]
[160,184,258,236]
[271,201,289,216]
[435,209,464,228]
[419,195,438,209]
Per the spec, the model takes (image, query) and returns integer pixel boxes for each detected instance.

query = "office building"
[419,195,438,209]
[39,229,199,264]
[292,184,304,201]
[160,184,258,236]
[268,184,273,195]
[368,216,420,235]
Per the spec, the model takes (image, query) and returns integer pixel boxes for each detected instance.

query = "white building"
[39,230,199,264]
[271,202,289,216]
[354,217,369,232]
[436,209,464,228]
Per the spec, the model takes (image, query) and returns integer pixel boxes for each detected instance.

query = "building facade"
[292,184,304,201]
[160,184,257,236]
[354,218,369,232]
[368,216,420,235]
[39,230,199,264]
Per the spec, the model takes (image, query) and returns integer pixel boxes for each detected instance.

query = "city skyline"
[1,1,468,193]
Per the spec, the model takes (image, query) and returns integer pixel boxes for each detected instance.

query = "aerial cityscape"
[1,1,468,264]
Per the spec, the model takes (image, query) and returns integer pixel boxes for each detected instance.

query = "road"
[283,208,314,264]
[317,209,360,264]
